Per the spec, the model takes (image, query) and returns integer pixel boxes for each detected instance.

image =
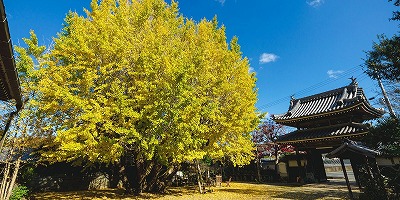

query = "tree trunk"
[274,144,278,172]
[196,160,203,194]
[256,157,262,182]
[0,162,10,199]
[0,158,21,200]
[146,163,170,193]
[108,163,122,188]
[5,159,21,200]
[159,166,177,189]
[120,150,172,194]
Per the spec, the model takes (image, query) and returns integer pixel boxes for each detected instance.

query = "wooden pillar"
[308,149,327,182]
[350,156,362,190]
[340,158,354,200]
[296,150,301,167]
[306,150,314,180]
[315,151,327,182]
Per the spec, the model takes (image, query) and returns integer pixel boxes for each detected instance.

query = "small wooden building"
[272,79,384,182]
[326,140,387,199]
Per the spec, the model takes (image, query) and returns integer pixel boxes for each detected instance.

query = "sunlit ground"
[31,180,360,200]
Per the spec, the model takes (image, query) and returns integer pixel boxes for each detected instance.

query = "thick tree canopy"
[34,0,258,168]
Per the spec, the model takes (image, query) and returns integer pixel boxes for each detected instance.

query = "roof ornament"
[289,95,295,109]
[335,87,347,106]
[349,76,358,86]
[348,76,358,96]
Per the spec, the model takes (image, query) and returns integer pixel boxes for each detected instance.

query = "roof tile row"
[276,122,369,144]
[273,81,383,124]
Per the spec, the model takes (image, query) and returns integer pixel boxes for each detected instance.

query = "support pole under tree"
[340,158,354,200]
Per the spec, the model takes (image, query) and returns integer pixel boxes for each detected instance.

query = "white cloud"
[215,0,225,5]
[249,67,255,73]
[327,70,344,78]
[259,53,279,64]
[307,0,324,7]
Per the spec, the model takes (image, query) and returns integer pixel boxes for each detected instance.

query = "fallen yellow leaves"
[32,181,360,200]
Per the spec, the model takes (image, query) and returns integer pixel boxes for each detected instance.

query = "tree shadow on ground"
[218,187,272,196]
[259,179,357,187]
[31,189,161,200]
[31,186,201,200]
[164,185,200,196]
[271,190,359,200]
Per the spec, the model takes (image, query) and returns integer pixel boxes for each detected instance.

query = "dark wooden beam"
[340,158,354,200]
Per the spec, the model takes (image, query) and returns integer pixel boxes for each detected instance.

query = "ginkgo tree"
[0,30,50,200]
[19,0,259,193]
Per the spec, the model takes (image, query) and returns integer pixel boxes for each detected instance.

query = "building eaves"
[0,0,22,109]
[276,122,370,145]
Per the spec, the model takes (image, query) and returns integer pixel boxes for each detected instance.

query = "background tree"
[364,117,400,155]
[362,0,400,151]
[23,0,258,194]
[390,0,400,21]
[362,0,399,118]
[363,0,399,82]
[361,2,400,197]
[252,119,292,182]
[363,34,400,82]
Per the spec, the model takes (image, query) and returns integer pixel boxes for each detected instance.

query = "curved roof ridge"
[298,86,345,103]
[272,81,384,125]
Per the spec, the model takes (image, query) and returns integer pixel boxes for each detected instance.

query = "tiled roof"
[0,0,22,109]
[276,122,369,145]
[272,81,383,126]
[326,140,380,159]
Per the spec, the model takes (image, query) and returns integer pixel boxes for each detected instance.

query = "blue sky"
[3,0,399,116]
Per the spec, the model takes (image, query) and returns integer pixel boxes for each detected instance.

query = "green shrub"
[10,185,29,200]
